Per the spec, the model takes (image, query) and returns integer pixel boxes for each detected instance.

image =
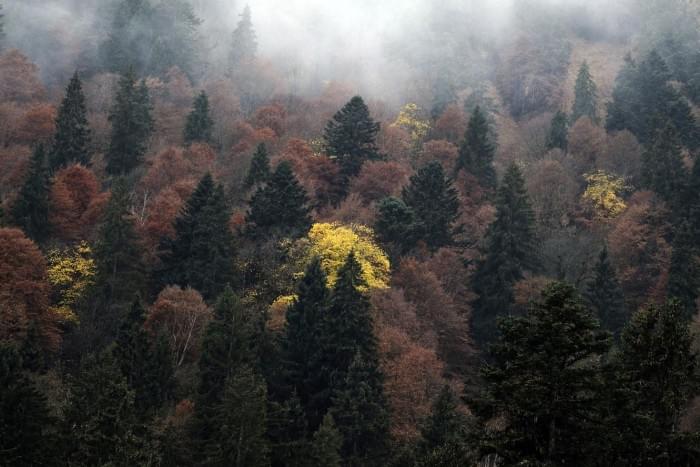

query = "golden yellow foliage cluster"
[392,103,431,145]
[46,241,96,323]
[582,170,627,219]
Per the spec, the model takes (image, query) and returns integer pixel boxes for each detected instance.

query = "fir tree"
[310,413,343,467]
[230,5,257,69]
[106,69,154,175]
[471,163,537,347]
[585,246,627,337]
[457,106,497,190]
[244,143,271,188]
[374,196,419,254]
[571,61,598,124]
[50,71,91,171]
[159,173,236,301]
[401,161,460,251]
[667,221,700,320]
[266,393,309,467]
[546,110,568,151]
[642,123,687,205]
[472,282,611,465]
[323,96,380,183]
[0,342,56,467]
[10,144,50,243]
[685,156,700,243]
[184,91,214,145]
[246,161,311,238]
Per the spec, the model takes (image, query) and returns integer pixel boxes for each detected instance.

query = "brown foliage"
[598,130,642,184]
[418,139,459,173]
[377,124,411,162]
[349,160,411,205]
[16,103,56,145]
[139,186,190,254]
[432,104,467,143]
[0,145,31,202]
[568,116,607,176]
[525,157,578,231]
[251,104,287,137]
[142,144,215,197]
[0,49,46,103]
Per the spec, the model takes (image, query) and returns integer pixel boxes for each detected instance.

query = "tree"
[374,197,419,254]
[11,144,50,242]
[310,413,343,467]
[266,393,309,467]
[471,163,537,347]
[323,96,380,183]
[49,71,90,171]
[472,282,611,465]
[585,246,627,337]
[184,91,213,145]
[106,69,154,175]
[581,170,627,219]
[546,110,568,151]
[244,143,271,188]
[642,123,687,205]
[667,221,700,320]
[230,5,257,69]
[0,342,56,467]
[0,3,5,51]
[418,385,473,466]
[246,161,311,238]
[402,161,460,251]
[457,106,497,190]
[159,173,236,301]
[572,61,598,124]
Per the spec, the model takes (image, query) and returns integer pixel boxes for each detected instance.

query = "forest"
[1,0,700,465]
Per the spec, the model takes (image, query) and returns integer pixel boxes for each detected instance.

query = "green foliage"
[247,161,311,238]
[546,110,568,151]
[184,91,214,145]
[106,69,154,175]
[230,5,257,69]
[266,393,309,467]
[585,246,627,337]
[311,413,343,467]
[11,144,50,243]
[50,71,91,171]
[641,123,687,205]
[159,173,236,301]
[375,197,419,254]
[0,3,5,50]
[571,61,598,124]
[667,221,700,319]
[244,143,271,189]
[458,106,497,190]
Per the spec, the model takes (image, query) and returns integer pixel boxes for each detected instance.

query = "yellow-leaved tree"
[582,171,627,219]
[46,241,96,323]
[392,103,431,149]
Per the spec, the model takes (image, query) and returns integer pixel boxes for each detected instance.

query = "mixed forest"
[2,0,700,465]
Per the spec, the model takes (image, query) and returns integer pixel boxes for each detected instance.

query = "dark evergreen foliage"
[374,196,419,254]
[585,246,627,337]
[310,413,343,467]
[184,91,214,145]
[50,72,91,171]
[641,123,687,205]
[11,144,50,243]
[230,5,257,69]
[571,61,598,124]
[245,143,271,188]
[457,106,497,189]
[546,110,568,151]
[667,221,700,320]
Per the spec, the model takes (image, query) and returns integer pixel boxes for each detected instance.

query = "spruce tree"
[106,69,154,175]
[571,61,598,124]
[667,221,700,320]
[230,5,257,69]
[585,246,627,337]
[0,342,56,467]
[418,385,473,466]
[457,106,497,190]
[246,161,311,238]
[183,91,213,145]
[374,196,419,254]
[159,173,236,301]
[50,71,91,171]
[10,144,50,243]
[642,123,687,205]
[310,413,343,467]
[686,156,700,243]
[244,143,271,188]
[546,110,568,151]
[401,161,460,251]
[266,393,309,467]
[472,282,611,465]
[323,96,380,182]
[471,163,537,347]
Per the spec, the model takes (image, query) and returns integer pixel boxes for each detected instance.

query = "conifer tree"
[310,413,343,467]
[585,246,627,337]
[472,282,611,465]
[50,71,91,171]
[183,91,213,145]
[323,96,380,183]
[401,161,460,251]
[246,161,311,238]
[471,163,536,347]
[0,342,56,467]
[571,61,598,124]
[418,385,473,466]
[546,110,568,151]
[266,393,310,467]
[642,123,687,205]
[685,156,700,243]
[230,5,257,69]
[11,144,50,243]
[106,69,154,175]
[457,106,497,189]
[374,196,419,254]
[0,3,5,50]
[667,221,700,320]
[159,173,236,301]
[244,143,271,188]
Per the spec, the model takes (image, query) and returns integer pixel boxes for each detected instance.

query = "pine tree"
[546,110,568,151]
[159,173,236,301]
[642,123,687,205]
[230,5,257,69]
[401,161,460,251]
[310,413,343,467]
[571,61,598,124]
[323,96,380,183]
[106,69,154,175]
[246,161,311,238]
[374,196,419,254]
[0,342,56,467]
[50,71,91,171]
[585,246,627,337]
[472,282,611,465]
[10,144,50,243]
[667,221,700,320]
[471,163,537,347]
[418,385,473,466]
[184,91,214,145]
[244,143,271,188]
[457,106,497,189]
[330,351,390,467]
